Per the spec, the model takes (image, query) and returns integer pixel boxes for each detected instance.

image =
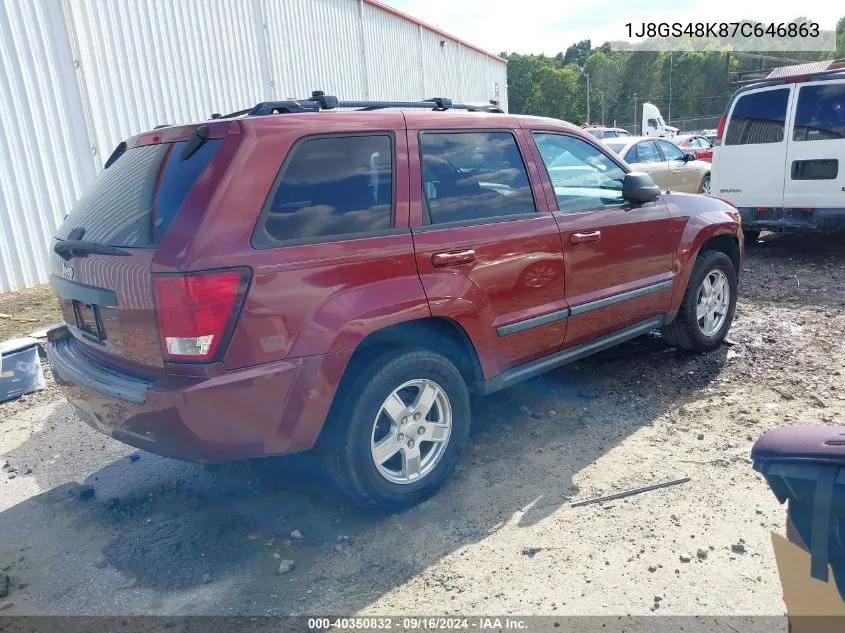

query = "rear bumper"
[739,207,845,232]
[46,327,351,462]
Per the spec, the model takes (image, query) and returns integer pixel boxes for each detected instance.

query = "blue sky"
[379,0,841,56]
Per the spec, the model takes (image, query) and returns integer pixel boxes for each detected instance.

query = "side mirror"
[684,153,696,162]
[623,172,661,203]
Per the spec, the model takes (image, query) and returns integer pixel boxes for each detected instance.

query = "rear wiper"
[54,240,131,261]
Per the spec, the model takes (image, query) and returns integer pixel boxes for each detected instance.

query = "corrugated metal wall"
[0,0,508,293]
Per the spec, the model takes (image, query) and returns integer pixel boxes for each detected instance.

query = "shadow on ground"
[1,230,840,615]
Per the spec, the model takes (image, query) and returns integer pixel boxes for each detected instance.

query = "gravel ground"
[0,231,843,617]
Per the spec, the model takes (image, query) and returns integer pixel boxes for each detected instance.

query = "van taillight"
[714,115,727,145]
[153,269,250,362]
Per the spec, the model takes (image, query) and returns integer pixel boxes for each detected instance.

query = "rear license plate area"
[72,300,105,341]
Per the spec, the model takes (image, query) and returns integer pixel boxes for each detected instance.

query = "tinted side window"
[420,131,536,224]
[533,132,626,213]
[635,141,662,163]
[253,135,393,246]
[793,83,845,142]
[623,146,637,162]
[154,140,221,241]
[657,140,685,160]
[725,88,790,145]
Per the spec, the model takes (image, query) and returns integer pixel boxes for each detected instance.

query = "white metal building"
[0,0,508,293]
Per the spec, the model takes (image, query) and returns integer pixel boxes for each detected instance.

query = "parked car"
[711,65,845,243]
[46,94,743,510]
[701,129,718,142]
[671,134,714,162]
[584,126,631,139]
[603,136,712,194]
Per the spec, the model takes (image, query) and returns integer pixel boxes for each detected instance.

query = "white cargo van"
[711,63,845,241]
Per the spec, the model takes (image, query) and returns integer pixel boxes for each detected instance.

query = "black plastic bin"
[752,425,845,601]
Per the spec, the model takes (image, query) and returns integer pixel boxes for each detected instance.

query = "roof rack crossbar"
[244,92,504,116]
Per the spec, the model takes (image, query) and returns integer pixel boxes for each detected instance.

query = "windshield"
[604,141,628,156]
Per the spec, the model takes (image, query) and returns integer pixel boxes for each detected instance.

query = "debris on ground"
[731,542,747,554]
[696,548,709,560]
[521,547,543,557]
[277,560,296,575]
[679,554,692,563]
[571,477,691,508]
[0,601,12,611]
[77,484,95,500]
[290,529,303,540]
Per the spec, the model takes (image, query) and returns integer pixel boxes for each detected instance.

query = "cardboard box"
[772,531,845,632]
[0,337,45,403]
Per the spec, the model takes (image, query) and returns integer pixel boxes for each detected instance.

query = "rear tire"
[321,348,470,511]
[662,250,737,352]
[699,173,711,195]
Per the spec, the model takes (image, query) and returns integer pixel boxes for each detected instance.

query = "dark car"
[47,93,744,509]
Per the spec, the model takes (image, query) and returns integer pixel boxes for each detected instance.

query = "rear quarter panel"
[153,113,432,369]
[662,192,743,312]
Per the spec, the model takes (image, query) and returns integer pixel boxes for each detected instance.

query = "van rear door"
[783,80,845,212]
[712,85,793,208]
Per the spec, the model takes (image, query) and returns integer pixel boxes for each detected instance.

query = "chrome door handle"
[432,249,476,267]
[571,231,601,244]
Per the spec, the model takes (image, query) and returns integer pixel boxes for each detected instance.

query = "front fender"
[664,194,742,313]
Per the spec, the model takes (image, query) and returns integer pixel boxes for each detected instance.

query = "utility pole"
[598,91,606,126]
[577,65,590,124]
[587,73,590,124]
[633,93,637,135]
[668,52,673,125]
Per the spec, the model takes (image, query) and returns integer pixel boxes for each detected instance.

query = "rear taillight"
[714,115,727,146]
[153,269,250,362]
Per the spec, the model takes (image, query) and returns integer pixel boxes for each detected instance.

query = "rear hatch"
[51,125,227,371]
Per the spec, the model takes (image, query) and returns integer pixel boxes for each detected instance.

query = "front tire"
[662,250,737,352]
[322,349,471,510]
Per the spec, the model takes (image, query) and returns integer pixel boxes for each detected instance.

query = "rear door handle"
[571,231,601,245]
[432,249,476,267]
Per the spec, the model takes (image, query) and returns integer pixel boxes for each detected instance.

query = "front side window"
[419,131,536,225]
[725,88,790,145]
[635,141,662,163]
[533,132,627,213]
[253,135,393,246]
[793,83,845,142]
[657,140,686,161]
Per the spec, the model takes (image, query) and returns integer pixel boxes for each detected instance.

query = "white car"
[711,63,845,241]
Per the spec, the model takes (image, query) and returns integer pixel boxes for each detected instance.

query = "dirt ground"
[0,231,843,618]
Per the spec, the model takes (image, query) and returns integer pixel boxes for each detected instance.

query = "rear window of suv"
[252,135,393,247]
[55,140,221,247]
[725,88,790,145]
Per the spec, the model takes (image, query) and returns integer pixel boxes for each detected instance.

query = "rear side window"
[725,88,790,145]
[657,140,685,161]
[55,140,220,247]
[793,83,845,142]
[634,141,661,163]
[253,135,393,247]
[419,131,536,225]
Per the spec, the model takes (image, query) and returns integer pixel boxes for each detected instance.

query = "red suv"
[47,94,743,509]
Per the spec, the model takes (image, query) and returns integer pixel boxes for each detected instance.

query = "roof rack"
[242,91,504,116]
